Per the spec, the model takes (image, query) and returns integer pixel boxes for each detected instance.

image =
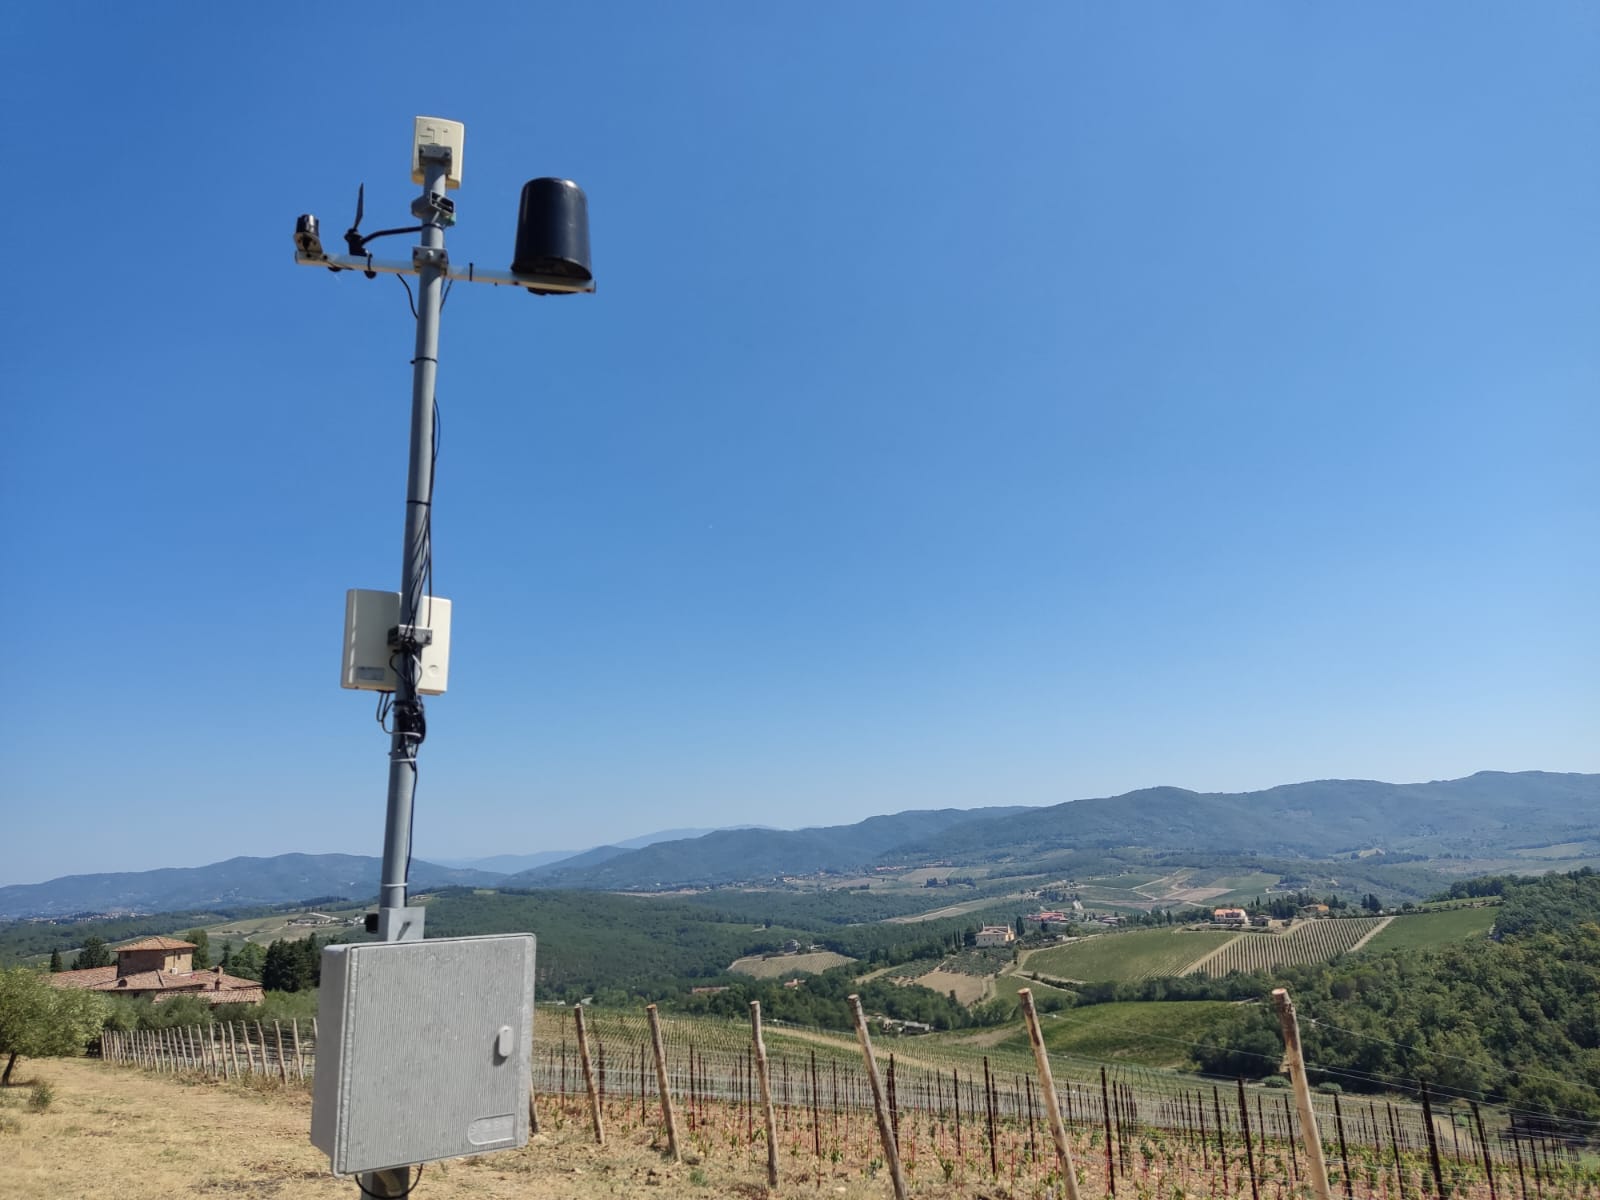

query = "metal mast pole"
[362,144,450,1200]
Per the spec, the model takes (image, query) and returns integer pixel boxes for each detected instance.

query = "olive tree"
[0,967,108,1084]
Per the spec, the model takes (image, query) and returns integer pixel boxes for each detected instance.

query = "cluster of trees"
[0,909,236,968]
[681,965,991,1032]
[1190,869,1600,1132]
[259,936,323,992]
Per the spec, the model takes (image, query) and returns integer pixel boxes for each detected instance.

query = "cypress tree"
[73,936,111,970]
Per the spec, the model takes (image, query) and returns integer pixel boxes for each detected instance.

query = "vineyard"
[1026,929,1240,983]
[94,1002,1600,1199]
[1187,918,1389,977]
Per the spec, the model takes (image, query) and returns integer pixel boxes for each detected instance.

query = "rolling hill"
[509,772,1599,890]
[0,854,505,920]
[507,806,1035,889]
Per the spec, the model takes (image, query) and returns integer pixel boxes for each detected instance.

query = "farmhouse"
[1300,903,1331,917]
[49,937,264,1006]
[974,925,1016,947]
[1212,907,1249,925]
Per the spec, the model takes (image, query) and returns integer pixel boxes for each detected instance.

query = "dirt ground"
[911,969,990,1005]
[0,1058,911,1200]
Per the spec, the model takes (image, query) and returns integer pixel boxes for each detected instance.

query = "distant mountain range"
[3,772,1594,920]
[507,807,1037,889]
[0,854,503,921]
[505,771,1599,890]
[427,826,773,875]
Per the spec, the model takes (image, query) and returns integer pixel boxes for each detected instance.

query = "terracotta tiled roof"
[47,966,118,989]
[50,964,261,1003]
[181,986,264,1006]
[115,936,197,952]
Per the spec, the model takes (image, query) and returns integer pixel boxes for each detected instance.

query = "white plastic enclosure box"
[341,589,452,695]
[413,116,464,189]
[311,934,536,1176]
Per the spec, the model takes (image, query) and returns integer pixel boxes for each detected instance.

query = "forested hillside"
[421,888,1016,1002]
[1194,869,1600,1130]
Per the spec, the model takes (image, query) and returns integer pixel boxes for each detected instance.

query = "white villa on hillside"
[975,925,1016,947]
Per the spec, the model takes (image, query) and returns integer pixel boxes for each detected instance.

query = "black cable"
[354,224,426,251]
[396,274,418,319]
[356,1164,424,1199]
[403,758,418,891]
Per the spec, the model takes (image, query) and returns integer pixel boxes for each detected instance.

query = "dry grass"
[729,950,853,978]
[5,1057,967,1199]
[912,969,990,1005]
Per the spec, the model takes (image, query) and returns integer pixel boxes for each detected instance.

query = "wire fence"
[99,1002,1593,1195]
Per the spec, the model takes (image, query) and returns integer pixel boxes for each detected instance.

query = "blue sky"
[5,6,1596,884]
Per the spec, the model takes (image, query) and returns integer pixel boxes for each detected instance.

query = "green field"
[1024,928,1237,982]
[1204,872,1283,903]
[205,906,363,946]
[1002,1000,1236,1069]
[990,970,1074,1003]
[1358,906,1496,954]
[1080,873,1163,890]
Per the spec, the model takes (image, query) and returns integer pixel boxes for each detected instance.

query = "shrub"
[27,1080,53,1112]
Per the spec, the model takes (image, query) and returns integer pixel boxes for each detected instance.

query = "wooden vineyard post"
[1272,989,1333,1200]
[573,1005,604,1145]
[982,1056,998,1178]
[645,1004,680,1162]
[1333,1091,1355,1200]
[291,1018,305,1081]
[810,1048,822,1165]
[228,1022,241,1077]
[952,1067,963,1160]
[273,1020,289,1083]
[1101,1067,1117,1197]
[1236,1078,1261,1200]
[1420,1082,1446,1199]
[887,1054,898,1146]
[255,1021,270,1077]
[1283,1093,1301,1182]
[1388,1102,1408,1200]
[1018,989,1083,1200]
[832,1059,840,1137]
[750,1002,780,1187]
[1213,1085,1230,1195]
[1509,1124,1530,1200]
[848,994,908,1200]
[1471,1102,1499,1200]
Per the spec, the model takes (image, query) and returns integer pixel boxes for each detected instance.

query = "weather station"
[294,116,594,1198]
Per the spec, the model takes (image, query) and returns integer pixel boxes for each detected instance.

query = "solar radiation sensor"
[512,178,591,293]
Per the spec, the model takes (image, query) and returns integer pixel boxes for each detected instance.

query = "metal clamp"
[411,190,457,226]
[411,246,449,272]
